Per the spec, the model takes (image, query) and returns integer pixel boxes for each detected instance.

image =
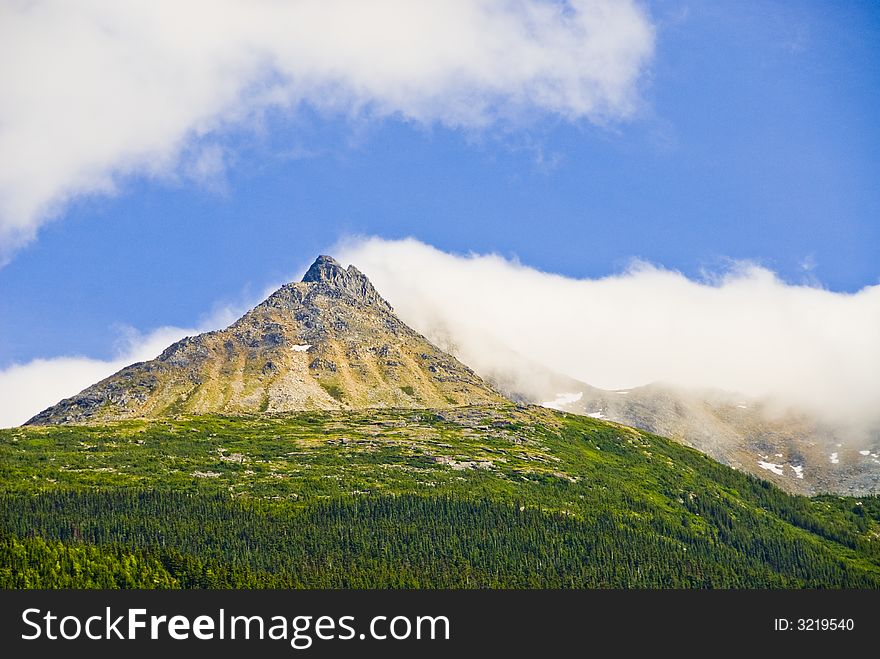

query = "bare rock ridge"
[301,255,390,310]
[27,256,506,425]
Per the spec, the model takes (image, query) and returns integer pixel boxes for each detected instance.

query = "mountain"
[551,383,880,496]
[27,256,504,425]
[482,355,880,495]
[6,255,880,589]
[27,254,879,498]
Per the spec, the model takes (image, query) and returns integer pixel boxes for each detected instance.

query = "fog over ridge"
[337,236,880,432]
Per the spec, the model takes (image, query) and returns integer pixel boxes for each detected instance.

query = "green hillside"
[2,404,879,588]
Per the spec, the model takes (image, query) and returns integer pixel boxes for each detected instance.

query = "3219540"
[774,618,854,631]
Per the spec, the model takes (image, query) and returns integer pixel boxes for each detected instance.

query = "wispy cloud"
[336,237,880,428]
[0,0,655,262]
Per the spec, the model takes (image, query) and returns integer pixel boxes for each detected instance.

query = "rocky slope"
[27,256,505,424]
[490,359,880,495]
[561,385,879,495]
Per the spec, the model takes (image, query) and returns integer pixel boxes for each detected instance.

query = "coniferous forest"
[2,405,879,588]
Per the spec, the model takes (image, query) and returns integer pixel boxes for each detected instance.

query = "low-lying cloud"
[0,0,654,261]
[0,299,256,428]
[5,236,878,431]
[0,327,190,428]
[337,237,880,429]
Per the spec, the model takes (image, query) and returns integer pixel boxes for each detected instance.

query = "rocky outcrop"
[301,255,392,311]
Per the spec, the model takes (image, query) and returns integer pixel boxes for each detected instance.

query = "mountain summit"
[27,256,505,424]
[301,255,391,310]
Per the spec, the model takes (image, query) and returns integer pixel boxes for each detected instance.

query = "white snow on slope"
[758,461,785,476]
[790,464,804,479]
[541,391,583,411]
[291,344,312,352]
[830,452,839,464]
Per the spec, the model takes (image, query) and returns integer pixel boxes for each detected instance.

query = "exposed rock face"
[301,255,391,310]
[27,256,506,424]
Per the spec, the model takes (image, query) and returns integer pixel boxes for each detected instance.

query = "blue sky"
[1,0,879,372]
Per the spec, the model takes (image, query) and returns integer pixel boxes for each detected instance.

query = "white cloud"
[0,291,271,428]
[0,326,190,428]
[5,238,878,432]
[0,0,654,261]
[336,237,880,428]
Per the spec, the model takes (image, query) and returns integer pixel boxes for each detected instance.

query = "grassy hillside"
[2,404,879,588]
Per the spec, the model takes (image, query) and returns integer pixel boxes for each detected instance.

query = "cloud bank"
[4,237,877,430]
[337,237,880,428]
[0,0,654,261]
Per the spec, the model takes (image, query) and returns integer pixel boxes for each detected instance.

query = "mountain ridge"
[477,349,880,495]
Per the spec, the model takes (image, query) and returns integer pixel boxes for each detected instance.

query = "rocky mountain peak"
[300,255,390,311]
[301,255,345,283]
[26,255,504,424]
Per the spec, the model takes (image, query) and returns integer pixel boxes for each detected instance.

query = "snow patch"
[757,461,785,476]
[291,344,312,352]
[587,411,605,419]
[736,404,748,409]
[859,450,871,456]
[789,464,804,479]
[540,391,583,411]
[830,452,839,464]
[615,390,629,395]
